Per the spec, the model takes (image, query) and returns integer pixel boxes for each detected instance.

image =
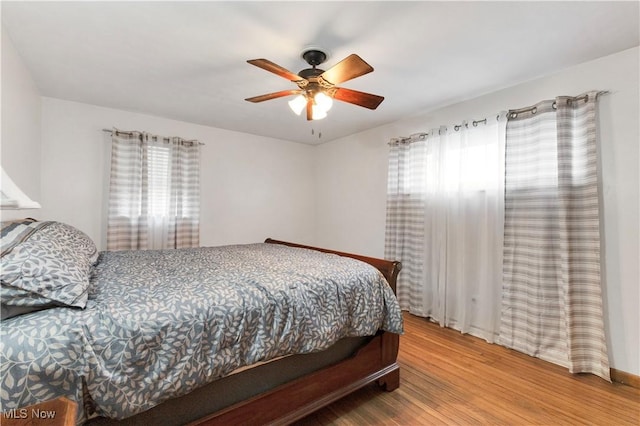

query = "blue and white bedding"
[1,227,403,423]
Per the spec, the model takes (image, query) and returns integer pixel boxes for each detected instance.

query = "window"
[385,117,506,343]
[107,130,200,250]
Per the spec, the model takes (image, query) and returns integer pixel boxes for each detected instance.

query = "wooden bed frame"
[86,239,402,425]
[187,238,403,425]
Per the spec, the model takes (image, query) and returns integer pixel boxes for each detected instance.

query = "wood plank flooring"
[295,313,640,425]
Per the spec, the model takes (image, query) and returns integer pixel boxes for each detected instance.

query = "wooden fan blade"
[333,87,384,110]
[245,90,302,103]
[247,59,304,82]
[319,54,374,85]
[306,97,313,121]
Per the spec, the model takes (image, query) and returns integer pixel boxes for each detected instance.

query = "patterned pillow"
[1,220,97,314]
[58,221,99,265]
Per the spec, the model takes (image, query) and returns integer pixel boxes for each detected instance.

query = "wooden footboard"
[264,239,402,293]
[193,333,399,426]
[189,239,402,426]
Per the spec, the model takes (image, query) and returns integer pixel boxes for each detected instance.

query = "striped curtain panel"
[499,91,610,381]
[385,134,429,316]
[107,130,200,251]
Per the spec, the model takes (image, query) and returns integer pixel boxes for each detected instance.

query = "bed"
[0,220,403,425]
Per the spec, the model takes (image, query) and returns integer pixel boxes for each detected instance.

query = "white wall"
[3,23,637,377]
[0,27,42,221]
[315,47,640,376]
[39,98,316,250]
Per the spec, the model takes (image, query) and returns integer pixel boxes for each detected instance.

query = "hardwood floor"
[295,313,640,425]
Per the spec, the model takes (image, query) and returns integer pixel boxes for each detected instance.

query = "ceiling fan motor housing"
[300,49,328,92]
[299,50,329,96]
[299,68,324,79]
[301,49,327,67]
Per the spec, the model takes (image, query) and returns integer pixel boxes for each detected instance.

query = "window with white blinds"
[147,145,171,217]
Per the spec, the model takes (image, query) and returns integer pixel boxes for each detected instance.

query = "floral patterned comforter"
[0,243,403,422]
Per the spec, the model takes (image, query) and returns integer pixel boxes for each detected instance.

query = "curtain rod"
[508,90,610,116]
[388,116,497,146]
[389,90,611,146]
[102,129,204,145]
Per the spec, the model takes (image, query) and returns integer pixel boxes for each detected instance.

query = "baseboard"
[610,368,640,389]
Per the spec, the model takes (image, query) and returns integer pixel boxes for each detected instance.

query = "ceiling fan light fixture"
[288,95,306,115]
[314,92,333,112]
[289,91,332,120]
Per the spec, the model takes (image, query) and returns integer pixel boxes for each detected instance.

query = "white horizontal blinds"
[500,92,610,381]
[146,143,171,217]
[107,130,200,251]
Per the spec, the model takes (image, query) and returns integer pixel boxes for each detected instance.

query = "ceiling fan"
[245,48,384,121]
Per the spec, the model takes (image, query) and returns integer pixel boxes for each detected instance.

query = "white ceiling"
[2,1,638,145]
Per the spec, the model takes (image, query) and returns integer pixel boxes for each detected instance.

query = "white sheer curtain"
[385,115,506,342]
[107,129,200,251]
